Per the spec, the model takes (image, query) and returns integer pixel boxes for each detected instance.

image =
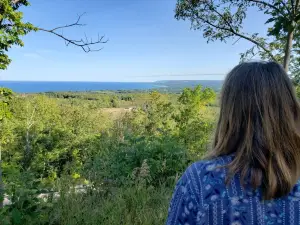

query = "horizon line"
[0,79,224,82]
[130,73,225,78]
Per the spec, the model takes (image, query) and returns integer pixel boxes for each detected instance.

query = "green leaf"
[0,0,36,70]
[11,208,22,224]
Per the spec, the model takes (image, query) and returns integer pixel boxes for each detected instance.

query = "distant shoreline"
[0,80,223,93]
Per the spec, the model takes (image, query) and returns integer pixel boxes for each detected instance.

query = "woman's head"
[212,61,300,200]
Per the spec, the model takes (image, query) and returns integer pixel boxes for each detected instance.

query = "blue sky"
[1,0,268,82]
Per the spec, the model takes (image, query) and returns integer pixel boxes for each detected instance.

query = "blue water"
[0,80,224,93]
[0,81,156,93]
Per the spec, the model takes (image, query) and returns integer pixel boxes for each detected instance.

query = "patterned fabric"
[166,155,300,225]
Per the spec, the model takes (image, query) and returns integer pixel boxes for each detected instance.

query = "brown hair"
[211,61,300,200]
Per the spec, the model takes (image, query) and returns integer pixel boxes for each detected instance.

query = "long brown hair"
[211,61,300,200]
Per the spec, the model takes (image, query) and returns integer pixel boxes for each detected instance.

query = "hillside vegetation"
[0,86,217,225]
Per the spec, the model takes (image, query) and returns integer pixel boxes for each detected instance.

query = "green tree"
[177,85,215,128]
[0,0,36,69]
[143,92,176,135]
[175,0,300,72]
[176,86,216,157]
[0,0,107,70]
[0,88,13,208]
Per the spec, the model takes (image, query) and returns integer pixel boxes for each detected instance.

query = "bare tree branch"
[49,13,86,32]
[37,14,108,53]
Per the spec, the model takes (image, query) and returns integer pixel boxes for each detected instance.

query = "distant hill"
[153,80,223,92]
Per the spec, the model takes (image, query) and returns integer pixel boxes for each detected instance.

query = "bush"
[84,134,188,188]
[0,86,217,224]
[0,172,52,225]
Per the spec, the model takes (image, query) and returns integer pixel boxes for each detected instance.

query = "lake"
[0,80,223,93]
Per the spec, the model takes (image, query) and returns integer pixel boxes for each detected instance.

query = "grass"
[101,108,133,120]
[47,185,173,225]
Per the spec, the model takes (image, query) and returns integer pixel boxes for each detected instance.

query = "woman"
[166,61,300,225]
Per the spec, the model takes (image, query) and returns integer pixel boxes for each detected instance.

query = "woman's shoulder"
[184,154,233,180]
[166,155,234,224]
[181,154,244,206]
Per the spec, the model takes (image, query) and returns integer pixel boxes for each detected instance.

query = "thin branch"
[232,37,241,45]
[26,103,36,129]
[249,49,260,60]
[197,5,276,60]
[209,6,237,32]
[230,31,275,60]
[49,13,86,32]
[247,0,287,17]
[194,13,276,60]
[37,14,108,53]
[277,0,292,15]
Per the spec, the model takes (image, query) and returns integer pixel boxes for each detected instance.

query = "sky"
[1,0,269,82]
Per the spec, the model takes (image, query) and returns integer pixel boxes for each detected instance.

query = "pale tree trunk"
[283,31,294,72]
[25,128,31,167]
[23,104,35,169]
[283,0,300,72]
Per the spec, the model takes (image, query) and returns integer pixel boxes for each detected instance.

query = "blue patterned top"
[166,155,300,225]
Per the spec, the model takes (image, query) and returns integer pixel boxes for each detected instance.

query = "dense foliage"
[0,86,217,224]
[0,0,37,69]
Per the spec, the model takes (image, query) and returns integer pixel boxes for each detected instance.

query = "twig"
[38,13,108,53]
[247,0,287,17]
[193,13,276,61]
[49,13,87,32]
[279,0,292,15]
[191,2,276,61]
[232,37,241,45]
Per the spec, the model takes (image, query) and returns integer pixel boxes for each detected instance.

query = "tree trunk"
[283,30,294,72]
[24,129,31,169]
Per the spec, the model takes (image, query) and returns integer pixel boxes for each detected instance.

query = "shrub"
[84,134,188,188]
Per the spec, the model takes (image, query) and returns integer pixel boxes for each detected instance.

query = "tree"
[176,85,216,157]
[0,88,13,208]
[143,91,175,135]
[0,0,107,70]
[175,0,300,73]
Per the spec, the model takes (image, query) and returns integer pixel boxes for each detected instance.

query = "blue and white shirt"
[166,155,300,225]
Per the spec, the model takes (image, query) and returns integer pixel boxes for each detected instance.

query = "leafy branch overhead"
[175,0,300,74]
[0,0,108,70]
